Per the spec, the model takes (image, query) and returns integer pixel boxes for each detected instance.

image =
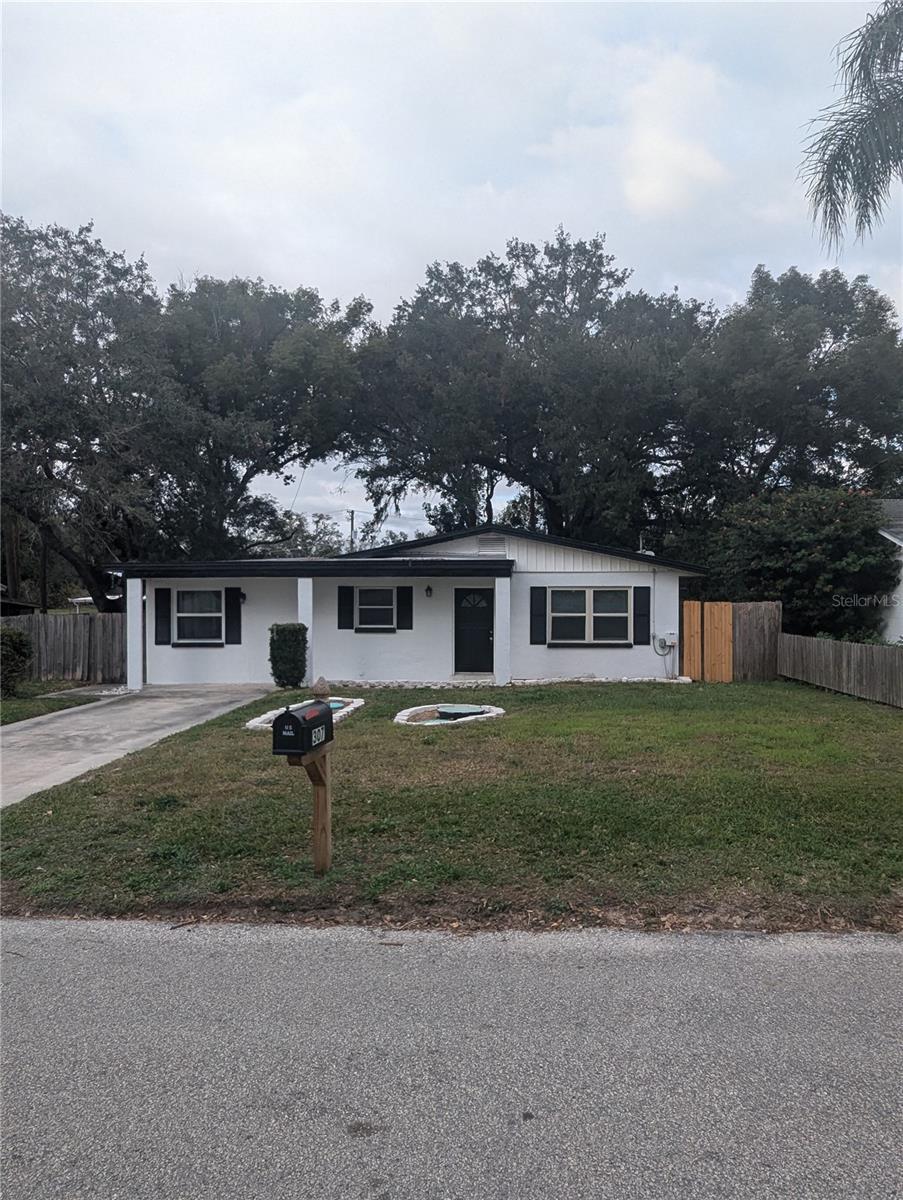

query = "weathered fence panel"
[0,613,126,683]
[778,634,903,708]
[733,601,782,682]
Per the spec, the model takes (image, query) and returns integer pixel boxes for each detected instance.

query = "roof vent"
[477,534,507,556]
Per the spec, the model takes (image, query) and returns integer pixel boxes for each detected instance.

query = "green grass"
[2,683,901,930]
[0,680,99,725]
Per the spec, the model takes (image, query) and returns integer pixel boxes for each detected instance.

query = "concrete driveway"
[2,920,900,1200]
[0,685,269,806]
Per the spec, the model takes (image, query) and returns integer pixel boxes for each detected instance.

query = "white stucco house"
[879,500,903,644]
[119,525,704,689]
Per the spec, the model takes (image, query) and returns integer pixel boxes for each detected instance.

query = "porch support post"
[297,577,314,684]
[494,576,511,685]
[126,577,144,691]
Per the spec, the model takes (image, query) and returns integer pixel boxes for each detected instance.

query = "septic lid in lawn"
[436,704,484,719]
[394,701,506,726]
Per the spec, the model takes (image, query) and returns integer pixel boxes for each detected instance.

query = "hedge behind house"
[269,623,308,688]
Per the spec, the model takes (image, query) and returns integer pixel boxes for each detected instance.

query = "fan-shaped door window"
[454,588,494,672]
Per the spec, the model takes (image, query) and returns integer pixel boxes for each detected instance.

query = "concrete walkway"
[0,685,269,806]
[2,920,901,1200]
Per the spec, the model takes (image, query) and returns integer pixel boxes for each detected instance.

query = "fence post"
[681,600,703,680]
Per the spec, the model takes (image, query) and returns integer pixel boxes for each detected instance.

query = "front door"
[454,588,494,673]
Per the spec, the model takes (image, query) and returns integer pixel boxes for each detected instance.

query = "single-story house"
[878,500,903,644]
[116,525,704,689]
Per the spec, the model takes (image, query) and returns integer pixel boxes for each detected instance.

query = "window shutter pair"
[528,585,651,645]
[153,587,241,645]
[338,586,413,629]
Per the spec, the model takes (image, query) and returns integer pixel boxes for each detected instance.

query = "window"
[548,588,631,643]
[175,589,223,643]
[356,587,396,629]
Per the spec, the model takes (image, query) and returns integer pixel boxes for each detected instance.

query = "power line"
[287,468,307,514]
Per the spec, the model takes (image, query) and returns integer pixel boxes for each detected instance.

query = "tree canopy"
[3,216,901,632]
[348,233,903,555]
[1,216,367,607]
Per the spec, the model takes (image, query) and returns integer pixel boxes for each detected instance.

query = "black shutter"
[530,587,547,644]
[224,587,242,644]
[633,586,651,645]
[154,587,172,645]
[396,586,413,629]
[338,586,354,629]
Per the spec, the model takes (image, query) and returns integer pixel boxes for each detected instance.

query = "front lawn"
[2,683,901,930]
[0,680,99,725]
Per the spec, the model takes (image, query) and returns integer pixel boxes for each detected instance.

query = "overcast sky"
[4,1,901,540]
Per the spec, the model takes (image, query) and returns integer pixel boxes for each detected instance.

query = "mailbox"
[272,701,334,757]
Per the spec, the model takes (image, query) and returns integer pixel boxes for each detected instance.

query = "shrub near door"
[269,623,308,688]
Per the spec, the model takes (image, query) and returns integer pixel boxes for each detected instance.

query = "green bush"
[704,489,901,637]
[269,623,308,688]
[1,626,34,697]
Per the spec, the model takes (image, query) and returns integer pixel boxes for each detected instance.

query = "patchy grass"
[0,680,99,726]
[2,683,901,931]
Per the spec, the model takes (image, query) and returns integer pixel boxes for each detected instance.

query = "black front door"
[454,588,494,673]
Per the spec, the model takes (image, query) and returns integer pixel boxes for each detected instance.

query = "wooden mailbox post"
[273,677,335,876]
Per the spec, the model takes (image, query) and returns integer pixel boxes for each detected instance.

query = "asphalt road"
[0,685,269,806]
[2,920,901,1200]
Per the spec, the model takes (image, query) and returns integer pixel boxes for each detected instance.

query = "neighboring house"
[878,500,903,644]
[0,584,39,616]
[116,525,704,689]
[67,593,124,614]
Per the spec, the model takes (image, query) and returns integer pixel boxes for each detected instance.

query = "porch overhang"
[113,557,515,580]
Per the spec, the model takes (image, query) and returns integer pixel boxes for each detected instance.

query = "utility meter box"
[272,702,334,756]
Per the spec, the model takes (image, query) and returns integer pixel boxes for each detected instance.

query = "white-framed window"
[175,588,224,643]
[356,586,396,629]
[548,587,632,644]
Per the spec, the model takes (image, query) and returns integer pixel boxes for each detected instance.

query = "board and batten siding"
[404,533,654,573]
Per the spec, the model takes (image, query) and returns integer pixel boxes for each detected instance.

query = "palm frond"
[838,0,903,96]
[803,75,903,249]
[804,1,903,248]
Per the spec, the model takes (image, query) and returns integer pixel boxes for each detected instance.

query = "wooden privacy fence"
[681,600,782,683]
[1,613,126,683]
[778,635,903,709]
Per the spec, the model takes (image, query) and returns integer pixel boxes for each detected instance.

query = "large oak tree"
[1,216,367,607]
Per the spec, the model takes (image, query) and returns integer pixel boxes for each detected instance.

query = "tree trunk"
[2,511,22,597]
[541,492,568,537]
[39,535,49,612]
[2,499,118,611]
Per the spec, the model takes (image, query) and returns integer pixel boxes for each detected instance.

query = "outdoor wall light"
[425,585,433,597]
[240,591,247,604]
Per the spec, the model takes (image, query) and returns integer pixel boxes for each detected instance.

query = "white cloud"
[619,54,728,217]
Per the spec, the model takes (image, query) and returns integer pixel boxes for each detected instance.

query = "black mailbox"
[272,701,334,756]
